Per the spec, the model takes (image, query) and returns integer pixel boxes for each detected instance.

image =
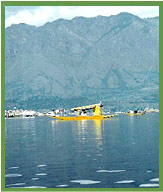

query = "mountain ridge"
[5,12,159,111]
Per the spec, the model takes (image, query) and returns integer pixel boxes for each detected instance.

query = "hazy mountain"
[5,12,159,111]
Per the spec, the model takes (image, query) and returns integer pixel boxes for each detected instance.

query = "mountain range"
[5,12,159,111]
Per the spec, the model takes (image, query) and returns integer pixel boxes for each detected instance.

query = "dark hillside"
[5,13,159,111]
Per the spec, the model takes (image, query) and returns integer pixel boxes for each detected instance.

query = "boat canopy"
[71,102,103,111]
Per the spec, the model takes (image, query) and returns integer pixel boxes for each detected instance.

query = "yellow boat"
[52,102,116,120]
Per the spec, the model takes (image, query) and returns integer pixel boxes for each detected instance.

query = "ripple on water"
[114,180,135,184]
[37,165,47,167]
[70,180,101,185]
[8,167,19,169]
[150,178,159,182]
[56,185,68,187]
[6,183,26,187]
[97,170,126,173]
[35,173,47,176]
[5,174,22,178]
[139,183,159,187]
[24,186,47,188]
[32,178,39,180]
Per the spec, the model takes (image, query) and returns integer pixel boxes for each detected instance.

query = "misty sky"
[5,6,159,28]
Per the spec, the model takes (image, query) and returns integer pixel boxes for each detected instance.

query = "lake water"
[5,113,159,188]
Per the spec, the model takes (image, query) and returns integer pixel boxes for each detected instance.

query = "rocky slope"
[5,13,159,111]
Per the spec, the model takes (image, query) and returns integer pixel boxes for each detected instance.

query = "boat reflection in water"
[5,113,159,188]
[76,119,103,140]
[93,119,103,146]
[51,118,105,147]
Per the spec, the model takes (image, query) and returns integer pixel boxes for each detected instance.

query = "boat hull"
[51,115,114,120]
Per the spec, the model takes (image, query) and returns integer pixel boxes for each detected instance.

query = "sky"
[5,6,159,28]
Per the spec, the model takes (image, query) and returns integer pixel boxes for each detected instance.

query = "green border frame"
[1,1,162,192]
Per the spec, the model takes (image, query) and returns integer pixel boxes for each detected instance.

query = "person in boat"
[81,110,87,116]
[52,109,56,116]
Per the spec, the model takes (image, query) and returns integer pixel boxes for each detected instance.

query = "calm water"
[5,113,159,188]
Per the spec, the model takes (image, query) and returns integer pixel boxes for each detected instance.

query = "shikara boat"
[52,102,116,120]
[125,111,146,116]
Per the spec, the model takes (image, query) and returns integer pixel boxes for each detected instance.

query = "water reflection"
[93,120,103,146]
[5,114,159,188]
[51,119,103,147]
[128,116,136,145]
[77,119,103,147]
[77,120,88,136]
[51,119,60,128]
